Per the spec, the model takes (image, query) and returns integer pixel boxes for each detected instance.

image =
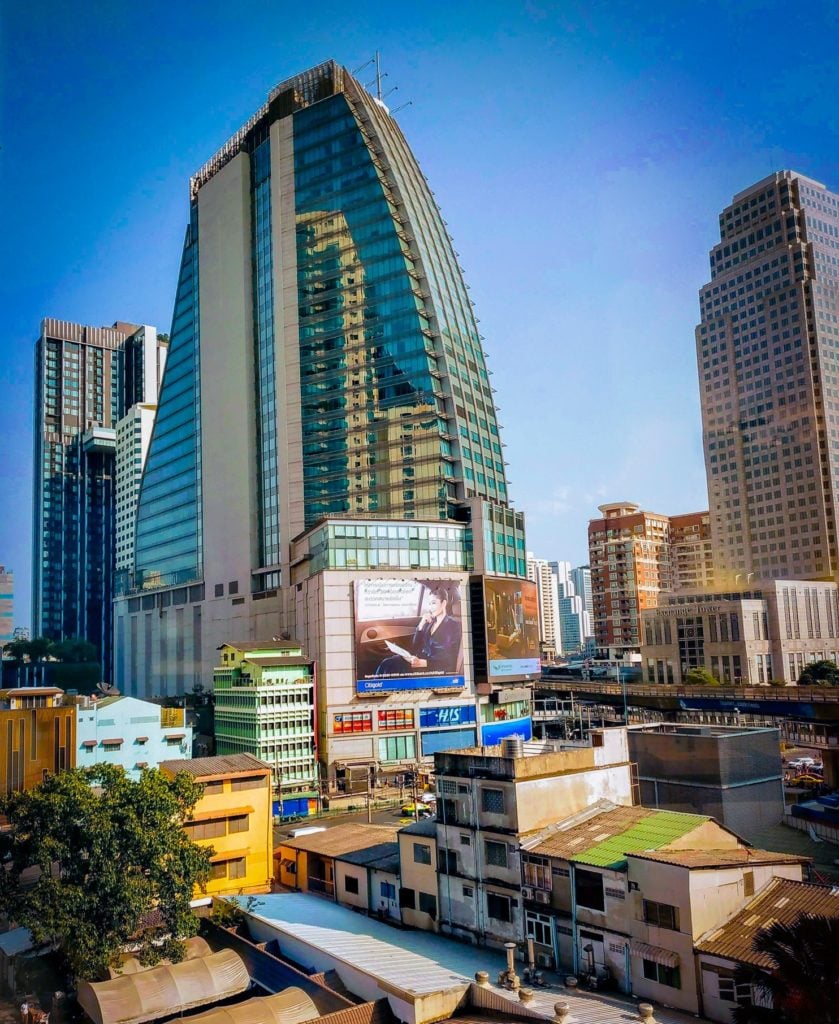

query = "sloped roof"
[160,753,270,779]
[696,876,839,967]
[526,805,710,870]
[242,655,311,668]
[277,823,400,858]
[220,640,302,653]
[631,848,809,869]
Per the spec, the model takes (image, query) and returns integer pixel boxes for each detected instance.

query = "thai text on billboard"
[484,577,541,679]
[354,578,465,694]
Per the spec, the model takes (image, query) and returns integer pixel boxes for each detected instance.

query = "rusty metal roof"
[631,848,810,869]
[696,877,839,967]
[160,753,270,779]
[276,823,401,858]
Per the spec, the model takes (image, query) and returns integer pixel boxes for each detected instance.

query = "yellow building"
[0,687,75,794]
[160,753,273,897]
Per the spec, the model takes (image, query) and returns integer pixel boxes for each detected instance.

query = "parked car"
[400,802,434,817]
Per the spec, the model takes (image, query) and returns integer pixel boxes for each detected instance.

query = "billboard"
[354,578,465,694]
[484,577,541,679]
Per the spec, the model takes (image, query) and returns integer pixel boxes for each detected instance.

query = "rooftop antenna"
[391,100,413,115]
[375,50,383,100]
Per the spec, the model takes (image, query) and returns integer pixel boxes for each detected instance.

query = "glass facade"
[133,212,202,590]
[298,518,470,574]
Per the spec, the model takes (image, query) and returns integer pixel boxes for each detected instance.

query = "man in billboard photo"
[375,585,461,677]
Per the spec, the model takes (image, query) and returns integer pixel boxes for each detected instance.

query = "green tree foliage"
[0,765,211,981]
[49,638,99,663]
[684,666,721,687]
[734,914,839,1023]
[798,659,839,687]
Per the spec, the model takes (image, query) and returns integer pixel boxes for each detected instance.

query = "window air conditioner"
[521,887,533,900]
[535,890,550,904]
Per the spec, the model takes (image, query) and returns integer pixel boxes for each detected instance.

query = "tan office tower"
[698,171,839,584]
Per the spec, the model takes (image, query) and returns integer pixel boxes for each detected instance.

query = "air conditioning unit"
[535,890,551,904]
[521,887,534,900]
[536,953,553,968]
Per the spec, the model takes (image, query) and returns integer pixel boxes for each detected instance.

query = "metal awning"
[81,740,97,748]
[629,941,680,967]
[102,738,123,746]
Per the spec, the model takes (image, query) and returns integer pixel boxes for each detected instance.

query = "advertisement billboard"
[484,577,541,679]
[354,578,465,694]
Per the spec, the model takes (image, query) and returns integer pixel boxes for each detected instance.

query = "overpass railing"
[539,680,839,703]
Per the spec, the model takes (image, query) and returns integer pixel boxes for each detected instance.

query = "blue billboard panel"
[354,578,465,694]
[480,716,533,746]
[357,673,464,694]
[421,727,478,756]
[420,704,477,729]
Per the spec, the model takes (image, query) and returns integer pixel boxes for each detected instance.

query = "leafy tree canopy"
[50,637,99,664]
[684,666,721,687]
[734,914,839,1024]
[798,659,839,687]
[0,765,211,981]
[1,636,97,664]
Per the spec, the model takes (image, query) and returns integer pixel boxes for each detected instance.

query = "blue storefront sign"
[420,704,477,729]
[480,716,533,746]
[357,674,464,694]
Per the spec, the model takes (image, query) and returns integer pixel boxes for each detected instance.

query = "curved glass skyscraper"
[117,60,519,698]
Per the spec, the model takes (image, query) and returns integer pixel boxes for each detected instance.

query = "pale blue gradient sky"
[2,1,838,627]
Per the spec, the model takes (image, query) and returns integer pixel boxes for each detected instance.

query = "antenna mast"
[375,50,383,100]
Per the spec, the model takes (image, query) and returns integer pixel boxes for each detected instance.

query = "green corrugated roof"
[572,811,710,870]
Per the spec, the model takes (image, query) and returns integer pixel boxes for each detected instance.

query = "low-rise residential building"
[641,580,839,685]
[214,641,317,816]
[75,695,192,779]
[433,729,635,947]
[398,817,440,932]
[160,753,273,897]
[627,723,784,841]
[521,802,807,1014]
[274,823,400,916]
[0,686,74,793]
[695,876,839,1023]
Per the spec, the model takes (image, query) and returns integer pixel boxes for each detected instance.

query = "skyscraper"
[698,171,839,583]
[115,60,517,710]
[32,320,165,674]
[0,566,13,647]
[527,553,560,656]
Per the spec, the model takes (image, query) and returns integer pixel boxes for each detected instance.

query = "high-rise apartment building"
[527,553,560,656]
[0,566,13,646]
[588,502,672,653]
[670,511,715,592]
[115,62,531,782]
[115,402,159,573]
[32,320,165,675]
[698,171,839,584]
[570,564,593,619]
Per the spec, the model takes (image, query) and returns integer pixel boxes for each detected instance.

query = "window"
[228,857,246,880]
[228,814,249,834]
[231,776,266,791]
[643,960,681,989]
[418,892,437,918]
[378,735,416,761]
[187,818,226,840]
[643,900,680,931]
[743,871,754,897]
[380,881,396,901]
[413,842,432,865]
[344,875,359,895]
[481,787,505,814]
[575,869,605,912]
[484,840,509,868]
[717,974,752,1005]
[209,862,227,881]
[203,780,225,795]
[526,911,552,947]
[438,848,458,873]
[487,892,512,922]
[523,855,551,890]
[462,885,474,898]
[460,833,471,846]
[399,887,416,909]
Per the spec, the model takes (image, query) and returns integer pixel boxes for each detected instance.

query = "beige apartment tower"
[698,170,839,584]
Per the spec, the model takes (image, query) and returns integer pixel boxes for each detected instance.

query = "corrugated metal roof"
[220,641,302,652]
[574,811,709,869]
[400,817,438,837]
[277,823,400,858]
[631,848,810,869]
[160,753,270,778]
[696,877,839,967]
[242,655,311,667]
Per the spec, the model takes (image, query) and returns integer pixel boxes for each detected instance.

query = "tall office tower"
[115,402,160,573]
[527,553,560,656]
[588,502,672,653]
[116,61,516,709]
[699,171,839,583]
[570,565,593,622]
[0,566,13,646]
[670,511,715,591]
[32,320,164,675]
[548,560,591,656]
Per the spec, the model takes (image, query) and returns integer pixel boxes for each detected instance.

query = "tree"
[0,765,211,980]
[733,914,839,1023]
[684,666,721,687]
[50,637,99,664]
[798,659,839,687]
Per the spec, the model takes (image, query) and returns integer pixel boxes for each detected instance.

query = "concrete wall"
[335,861,370,912]
[75,696,192,778]
[398,831,439,931]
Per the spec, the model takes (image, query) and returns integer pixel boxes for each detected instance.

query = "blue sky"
[2,0,838,628]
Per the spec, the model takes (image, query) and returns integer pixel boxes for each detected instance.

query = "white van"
[289,826,327,838]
